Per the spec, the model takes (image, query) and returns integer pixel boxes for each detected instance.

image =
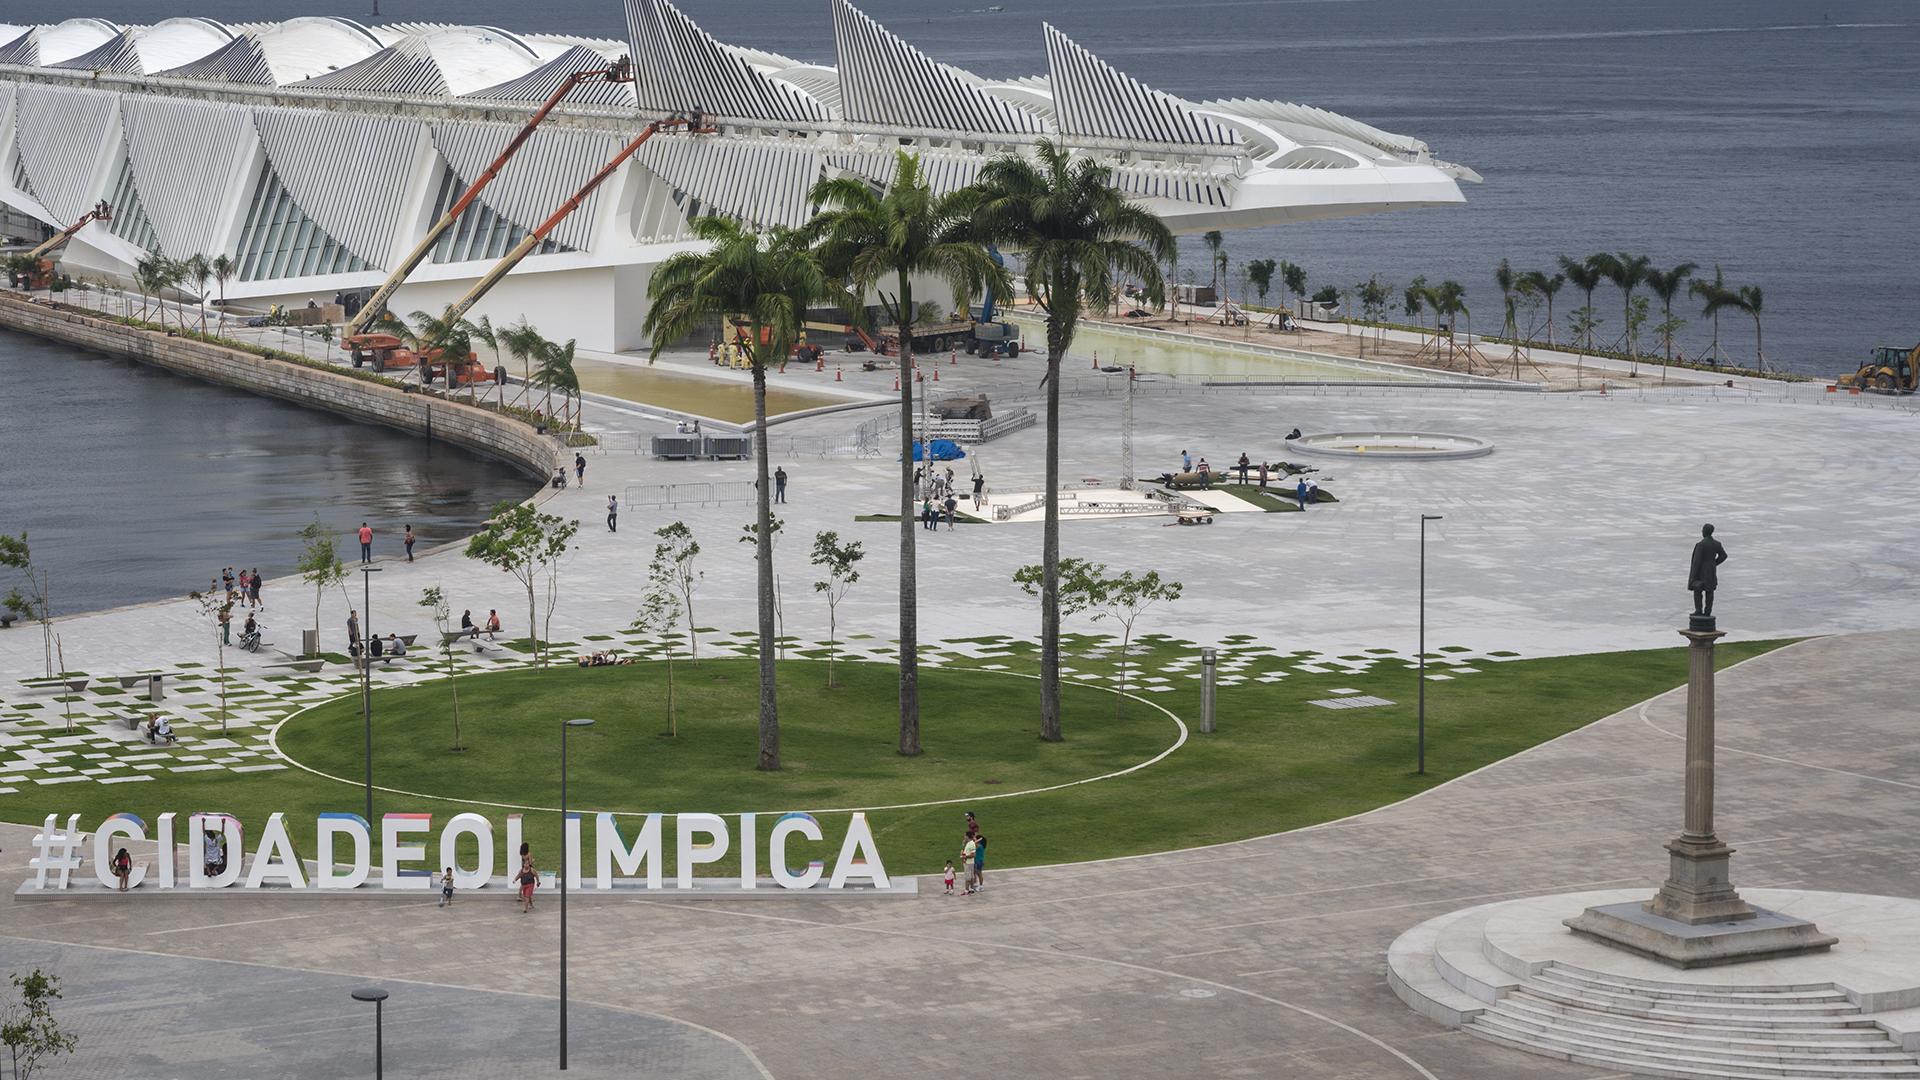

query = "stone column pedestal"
[1565,616,1837,968]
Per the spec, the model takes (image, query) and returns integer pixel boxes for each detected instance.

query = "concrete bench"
[24,675,90,694]
[265,659,325,674]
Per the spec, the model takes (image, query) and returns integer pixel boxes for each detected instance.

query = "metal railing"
[623,481,757,509]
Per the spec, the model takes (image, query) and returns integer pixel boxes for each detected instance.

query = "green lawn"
[8,638,1790,878]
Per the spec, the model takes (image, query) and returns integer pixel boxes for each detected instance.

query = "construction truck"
[8,201,111,290]
[967,244,1020,357]
[1836,344,1919,394]
[340,333,499,387]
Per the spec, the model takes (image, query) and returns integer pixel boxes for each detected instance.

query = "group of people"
[459,608,502,640]
[916,466,986,531]
[944,811,989,896]
[210,568,264,649]
[1180,449,1322,508]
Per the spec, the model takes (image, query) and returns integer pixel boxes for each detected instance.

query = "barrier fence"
[623,481,756,509]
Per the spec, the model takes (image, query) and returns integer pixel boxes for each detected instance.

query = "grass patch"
[2,640,1790,879]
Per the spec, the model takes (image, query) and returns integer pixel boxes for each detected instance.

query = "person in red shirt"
[358,522,373,563]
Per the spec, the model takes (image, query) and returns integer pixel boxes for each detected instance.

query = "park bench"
[443,628,504,653]
[114,672,180,702]
[265,659,325,674]
[23,675,89,694]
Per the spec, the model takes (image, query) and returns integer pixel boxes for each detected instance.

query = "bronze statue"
[1689,524,1727,618]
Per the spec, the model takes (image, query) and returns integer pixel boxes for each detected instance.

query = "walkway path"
[0,628,1911,1077]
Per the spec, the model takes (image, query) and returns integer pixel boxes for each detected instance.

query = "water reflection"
[0,329,536,614]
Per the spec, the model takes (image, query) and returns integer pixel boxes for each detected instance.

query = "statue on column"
[1689,524,1727,618]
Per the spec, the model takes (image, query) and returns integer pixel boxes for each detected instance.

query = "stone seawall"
[0,293,557,482]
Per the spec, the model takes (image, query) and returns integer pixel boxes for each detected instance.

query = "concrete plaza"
[0,627,1913,1078]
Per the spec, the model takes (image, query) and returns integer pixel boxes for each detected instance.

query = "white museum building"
[0,0,1473,352]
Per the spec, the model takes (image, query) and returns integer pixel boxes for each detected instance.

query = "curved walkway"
[0,629,1912,1078]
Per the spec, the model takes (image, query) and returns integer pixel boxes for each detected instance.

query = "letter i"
[738,814,757,890]
[156,812,176,889]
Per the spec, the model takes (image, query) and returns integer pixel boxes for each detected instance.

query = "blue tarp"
[908,439,967,462]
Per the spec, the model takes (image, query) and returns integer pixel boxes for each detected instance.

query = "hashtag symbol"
[30,815,83,890]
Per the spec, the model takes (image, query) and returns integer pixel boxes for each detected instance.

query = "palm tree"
[1520,270,1564,347]
[1558,255,1605,384]
[1202,230,1223,294]
[1736,285,1765,371]
[183,255,211,334]
[968,138,1174,743]
[535,336,581,427]
[807,151,1004,757]
[1643,262,1697,377]
[646,218,828,771]
[209,254,235,334]
[1246,258,1276,309]
[1596,251,1651,374]
[461,315,502,404]
[1690,266,1730,366]
[500,319,546,411]
[1494,258,1516,339]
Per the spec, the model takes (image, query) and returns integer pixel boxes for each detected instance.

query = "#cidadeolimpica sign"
[24,810,892,894]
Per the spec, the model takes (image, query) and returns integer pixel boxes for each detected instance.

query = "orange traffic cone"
[950,349,956,365]
[893,374,900,391]
[933,367,940,382]
[835,366,842,382]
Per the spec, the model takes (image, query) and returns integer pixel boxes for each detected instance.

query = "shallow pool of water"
[1015,316,1442,382]
[573,358,852,423]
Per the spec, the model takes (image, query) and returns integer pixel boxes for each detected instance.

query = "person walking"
[219,603,231,645]
[403,525,415,562]
[357,522,373,563]
[348,609,361,654]
[249,568,262,608]
[971,473,985,511]
[774,466,787,504]
[1181,449,1192,474]
[574,453,587,488]
[1296,477,1310,511]
[516,842,536,912]
[606,495,618,532]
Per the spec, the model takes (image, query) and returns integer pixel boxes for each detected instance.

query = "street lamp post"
[360,565,383,824]
[1418,514,1443,775]
[350,987,389,1079]
[560,717,595,1071]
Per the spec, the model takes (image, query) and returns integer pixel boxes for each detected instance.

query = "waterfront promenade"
[0,628,1910,1078]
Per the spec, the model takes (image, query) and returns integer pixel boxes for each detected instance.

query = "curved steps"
[1464,965,1920,1080]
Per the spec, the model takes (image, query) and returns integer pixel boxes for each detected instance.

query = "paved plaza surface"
[0,629,1912,1078]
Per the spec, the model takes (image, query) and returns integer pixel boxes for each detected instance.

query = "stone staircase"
[1465,963,1920,1079]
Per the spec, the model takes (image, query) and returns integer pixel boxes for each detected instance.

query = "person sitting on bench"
[145,716,175,744]
[369,634,384,661]
[485,610,501,639]
[387,633,405,658]
[461,609,477,639]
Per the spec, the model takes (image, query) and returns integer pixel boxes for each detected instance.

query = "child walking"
[439,867,455,907]
[942,860,956,896]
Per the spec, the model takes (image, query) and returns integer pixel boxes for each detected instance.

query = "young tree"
[189,586,233,733]
[1520,270,1565,347]
[1245,258,1276,308]
[1202,230,1224,292]
[631,572,684,736]
[0,968,78,1079]
[648,221,829,771]
[807,152,1006,758]
[1015,558,1182,719]
[1736,284,1766,371]
[185,254,212,334]
[0,532,52,677]
[1281,260,1307,316]
[1558,254,1606,355]
[462,314,503,404]
[1402,275,1428,327]
[209,254,235,334]
[295,518,346,656]
[535,336,582,429]
[652,522,701,662]
[809,531,864,690]
[970,139,1174,744]
[1566,306,1604,383]
[501,319,547,410]
[1643,262,1697,378]
[1690,265,1731,366]
[1594,251,1651,373]
[462,501,579,669]
[418,586,465,751]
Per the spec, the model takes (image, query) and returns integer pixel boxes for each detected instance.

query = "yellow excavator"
[1837,344,1920,394]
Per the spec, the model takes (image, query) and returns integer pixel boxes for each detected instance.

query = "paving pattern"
[0,628,1912,1079]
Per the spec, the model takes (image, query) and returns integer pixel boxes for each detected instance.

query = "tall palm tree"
[461,315,502,404]
[968,138,1174,742]
[1736,285,1765,371]
[402,308,470,386]
[1596,251,1651,374]
[1558,255,1605,385]
[1643,262,1697,379]
[1520,270,1564,347]
[1202,230,1223,293]
[501,319,546,410]
[1690,266,1730,366]
[807,151,1004,757]
[185,254,212,334]
[646,218,827,771]
[209,255,235,334]
[535,336,581,427]
[1494,259,1516,338]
